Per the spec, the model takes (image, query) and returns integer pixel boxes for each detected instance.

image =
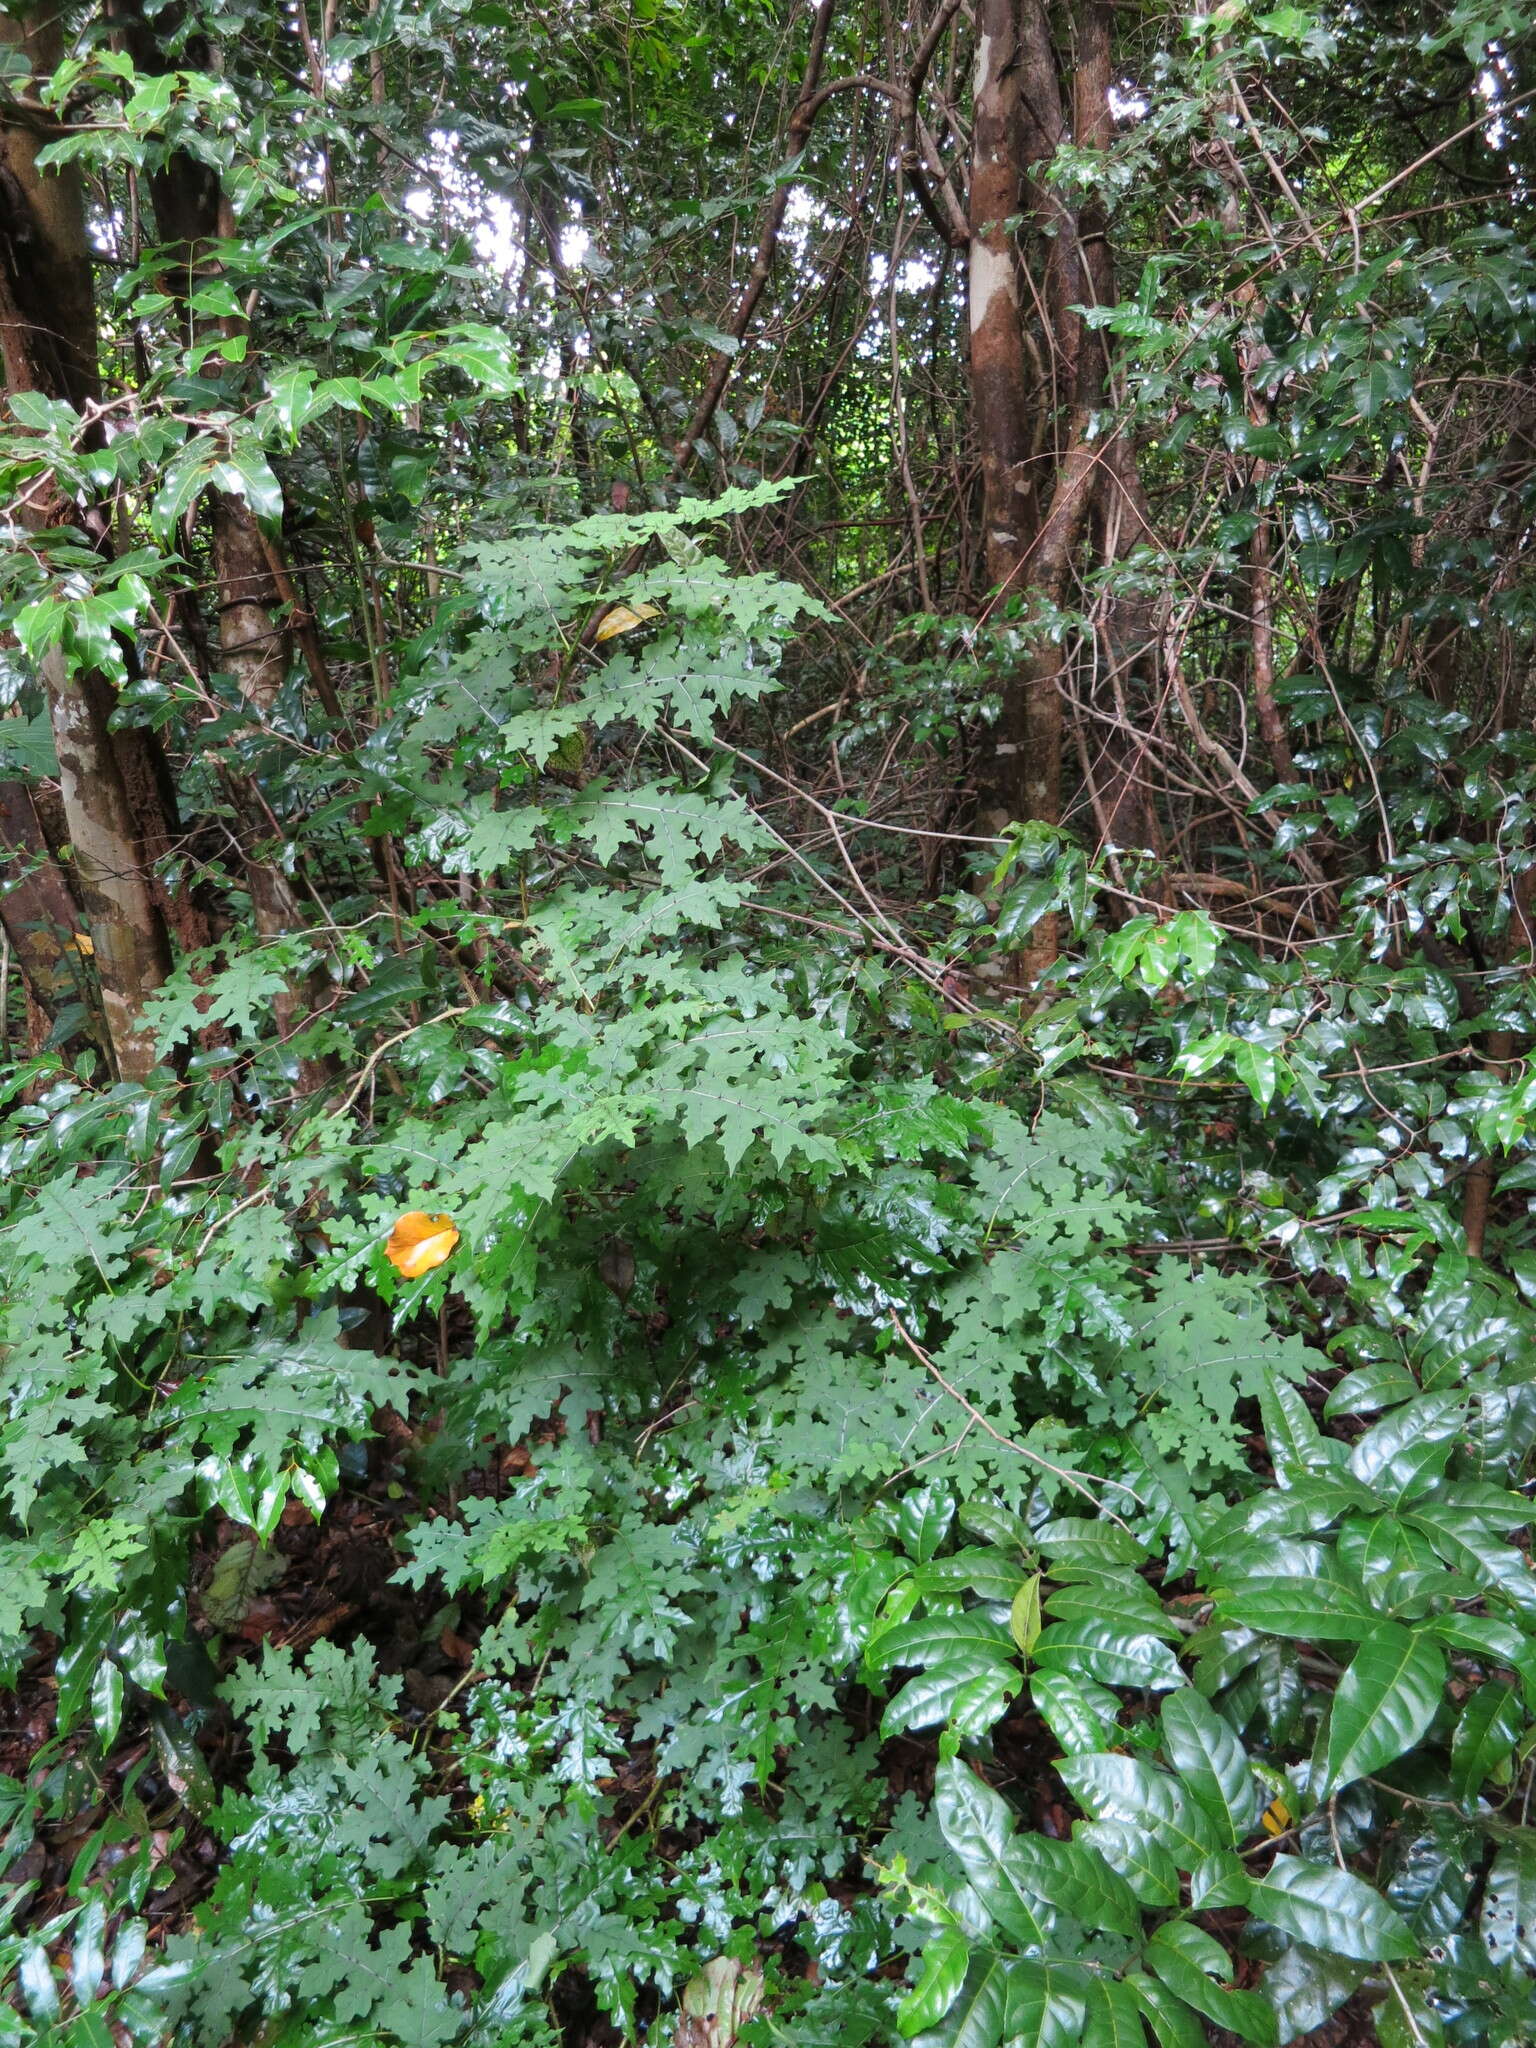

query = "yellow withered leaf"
[384,1210,459,1278]
[1260,1795,1292,1837]
[71,932,95,957]
[594,601,662,643]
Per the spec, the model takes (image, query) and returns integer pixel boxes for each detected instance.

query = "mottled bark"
[42,652,173,1076]
[0,780,98,1036]
[211,492,291,710]
[0,7,173,1080]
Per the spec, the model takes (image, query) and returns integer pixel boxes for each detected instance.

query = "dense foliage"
[1,0,1534,2043]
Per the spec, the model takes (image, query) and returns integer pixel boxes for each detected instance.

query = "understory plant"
[3,491,1536,2048]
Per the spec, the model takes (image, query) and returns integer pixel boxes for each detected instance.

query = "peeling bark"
[967,0,1036,615]
[41,650,172,1078]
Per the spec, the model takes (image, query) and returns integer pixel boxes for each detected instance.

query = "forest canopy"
[0,0,1534,2042]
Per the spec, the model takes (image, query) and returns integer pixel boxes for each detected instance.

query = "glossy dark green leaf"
[867,1614,1015,1677]
[921,1548,1037,1605]
[1450,1679,1520,1803]
[55,1604,115,1739]
[873,1612,1018,1734]
[208,442,285,532]
[1189,1623,1264,1696]
[1076,1820,1182,1908]
[1058,1754,1221,1868]
[1126,1973,1204,2048]
[1145,1920,1277,2045]
[960,1502,1036,1554]
[1315,1622,1444,1797]
[1259,1376,1335,1485]
[148,432,219,544]
[1042,1572,1178,1638]
[89,1657,125,1752]
[884,1658,1018,1738]
[1259,1942,1367,2040]
[1324,1362,1420,1419]
[899,1926,971,2038]
[69,1898,106,2009]
[1035,1519,1149,1567]
[1032,1620,1183,1692]
[910,1955,1083,2048]
[1346,1393,1465,1505]
[1420,1611,1532,1671]
[1248,1855,1416,1962]
[1005,1833,1142,1939]
[1253,1639,1303,1745]
[1406,1503,1536,1616]
[1216,1475,1377,1543]
[1031,1670,1122,1756]
[1188,1850,1251,1910]
[909,1952,1014,2048]
[1482,1836,1536,1969]
[936,1755,1139,1940]
[1004,1962,1092,2048]
[1160,1687,1263,1845]
[1387,1824,1476,1943]
[1081,1979,1146,2048]
[1211,1574,1378,1642]
[934,1758,1056,1948]
[898,1483,956,1564]
[1352,356,1413,418]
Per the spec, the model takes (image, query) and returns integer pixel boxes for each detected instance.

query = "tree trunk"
[967,0,1036,629]
[0,7,174,1080]
[0,780,102,1042]
[968,0,1043,851]
[966,0,1116,980]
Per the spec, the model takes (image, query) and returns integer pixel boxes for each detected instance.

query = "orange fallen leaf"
[384,1210,459,1278]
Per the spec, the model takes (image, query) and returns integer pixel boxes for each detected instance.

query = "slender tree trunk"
[1090,435,1165,860]
[967,0,1042,851]
[967,0,1035,627]
[966,0,1118,979]
[0,7,173,1080]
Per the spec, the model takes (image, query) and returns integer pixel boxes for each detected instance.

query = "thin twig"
[888,1309,1144,1521]
[332,1006,470,1120]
